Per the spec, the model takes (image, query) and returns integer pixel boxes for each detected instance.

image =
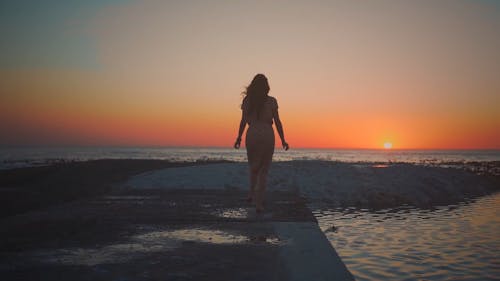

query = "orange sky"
[1,1,499,149]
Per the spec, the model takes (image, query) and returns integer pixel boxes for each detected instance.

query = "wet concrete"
[0,188,353,280]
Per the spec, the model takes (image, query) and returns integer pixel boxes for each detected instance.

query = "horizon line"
[0,144,499,151]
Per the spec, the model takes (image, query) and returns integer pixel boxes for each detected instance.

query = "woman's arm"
[234,111,246,149]
[273,109,289,150]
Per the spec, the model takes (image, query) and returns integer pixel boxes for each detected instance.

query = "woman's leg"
[248,163,259,201]
[246,137,259,202]
[246,125,274,211]
[254,147,273,212]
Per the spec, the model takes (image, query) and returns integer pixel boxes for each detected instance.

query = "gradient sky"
[1,0,499,149]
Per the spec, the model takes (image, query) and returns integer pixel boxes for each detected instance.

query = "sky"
[1,0,499,149]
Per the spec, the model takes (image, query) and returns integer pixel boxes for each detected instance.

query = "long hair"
[243,74,270,119]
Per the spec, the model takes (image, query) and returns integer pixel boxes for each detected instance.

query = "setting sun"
[384,142,393,149]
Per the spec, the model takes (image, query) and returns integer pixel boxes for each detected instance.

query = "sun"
[383,142,393,149]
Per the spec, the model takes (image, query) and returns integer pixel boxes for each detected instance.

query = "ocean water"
[1,146,499,173]
[315,192,500,281]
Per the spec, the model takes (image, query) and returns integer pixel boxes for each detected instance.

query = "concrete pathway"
[0,188,354,281]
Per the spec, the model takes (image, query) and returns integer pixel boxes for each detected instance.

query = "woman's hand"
[282,140,289,151]
[234,137,241,149]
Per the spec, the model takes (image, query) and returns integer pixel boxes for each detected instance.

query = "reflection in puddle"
[136,229,248,244]
[372,164,389,168]
[248,235,284,245]
[35,227,282,266]
[214,208,249,219]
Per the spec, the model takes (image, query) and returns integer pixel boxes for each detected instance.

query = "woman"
[234,74,289,213]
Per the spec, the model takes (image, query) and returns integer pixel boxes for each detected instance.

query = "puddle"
[214,208,249,219]
[32,227,283,266]
[372,164,389,168]
[248,235,285,245]
[136,229,248,244]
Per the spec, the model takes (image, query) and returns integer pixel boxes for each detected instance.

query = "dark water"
[314,192,500,281]
[1,147,499,174]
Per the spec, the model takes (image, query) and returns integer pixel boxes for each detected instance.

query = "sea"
[1,146,499,172]
[1,146,499,280]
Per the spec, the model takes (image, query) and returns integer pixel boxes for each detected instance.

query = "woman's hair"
[243,73,270,119]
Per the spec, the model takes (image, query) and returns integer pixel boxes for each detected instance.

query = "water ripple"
[314,192,500,281]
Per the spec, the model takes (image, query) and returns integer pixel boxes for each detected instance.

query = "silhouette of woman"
[234,74,289,213]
